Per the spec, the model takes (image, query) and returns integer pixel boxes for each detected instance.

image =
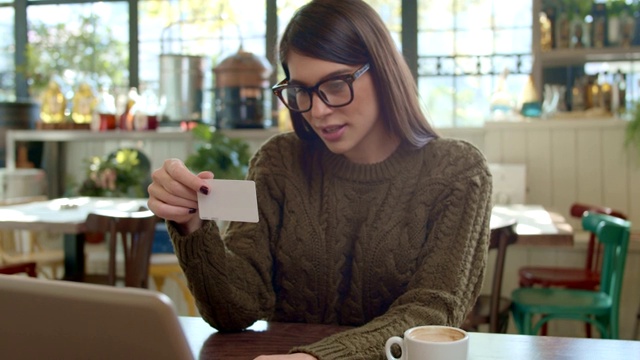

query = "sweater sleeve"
[168,135,289,332]
[292,141,493,359]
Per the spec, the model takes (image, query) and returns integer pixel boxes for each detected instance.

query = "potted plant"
[72,148,150,244]
[185,123,252,180]
[76,148,149,198]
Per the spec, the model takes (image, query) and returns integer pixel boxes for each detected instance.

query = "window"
[139,0,267,123]
[25,2,129,101]
[417,0,532,127]
[10,0,533,128]
[0,3,14,101]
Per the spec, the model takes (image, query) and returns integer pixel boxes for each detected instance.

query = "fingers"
[147,159,213,224]
[165,159,213,195]
[196,171,215,180]
[147,196,196,224]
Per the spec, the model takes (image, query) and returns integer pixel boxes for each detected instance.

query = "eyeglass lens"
[283,78,353,112]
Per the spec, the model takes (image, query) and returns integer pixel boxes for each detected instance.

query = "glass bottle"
[119,87,139,131]
[71,82,98,125]
[96,86,117,130]
[555,12,571,49]
[620,8,635,48]
[591,2,608,48]
[133,86,160,130]
[540,11,553,51]
[586,75,600,110]
[598,72,612,112]
[571,76,586,112]
[39,78,67,124]
[616,70,627,113]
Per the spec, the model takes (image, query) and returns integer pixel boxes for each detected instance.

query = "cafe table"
[0,198,572,281]
[0,196,148,280]
[178,316,640,359]
[492,204,574,246]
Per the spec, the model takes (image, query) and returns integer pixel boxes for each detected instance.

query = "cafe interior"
[1,0,640,358]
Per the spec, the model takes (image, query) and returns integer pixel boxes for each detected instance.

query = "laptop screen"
[0,275,195,360]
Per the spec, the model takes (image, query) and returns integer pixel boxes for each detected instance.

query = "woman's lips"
[319,124,346,142]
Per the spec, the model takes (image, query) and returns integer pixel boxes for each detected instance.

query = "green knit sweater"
[168,132,492,359]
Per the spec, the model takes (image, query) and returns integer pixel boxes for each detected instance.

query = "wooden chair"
[517,202,627,336]
[0,195,64,279]
[147,221,197,315]
[635,302,640,340]
[0,261,38,277]
[149,254,197,316]
[511,212,631,339]
[634,231,640,340]
[82,208,158,288]
[462,217,518,333]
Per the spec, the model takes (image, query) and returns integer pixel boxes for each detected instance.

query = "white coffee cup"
[385,325,469,360]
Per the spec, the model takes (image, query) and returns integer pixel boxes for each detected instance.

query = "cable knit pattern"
[168,132,492,359]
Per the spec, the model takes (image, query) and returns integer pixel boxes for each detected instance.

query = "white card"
[197,179,259,223]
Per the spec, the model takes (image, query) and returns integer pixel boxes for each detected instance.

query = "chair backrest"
[488,217,518,332]
[581,212,631,318]
[0,262,37,277]
[84,208,158,288]
[570,203,627,272]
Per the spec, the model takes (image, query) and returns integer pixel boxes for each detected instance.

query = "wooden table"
[0,196,148,280]
[0,199,571,280]
[178,316,640,359]
[492,204,574,246]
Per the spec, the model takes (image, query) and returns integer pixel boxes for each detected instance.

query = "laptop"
[0,275,196,360]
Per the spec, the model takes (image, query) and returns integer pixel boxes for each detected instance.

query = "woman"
[147,0,492,359]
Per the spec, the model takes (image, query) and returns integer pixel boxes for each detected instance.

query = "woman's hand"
[147,158,213,235]
[254,353,317,360]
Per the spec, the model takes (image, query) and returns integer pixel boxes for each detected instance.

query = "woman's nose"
[309,92,332,118]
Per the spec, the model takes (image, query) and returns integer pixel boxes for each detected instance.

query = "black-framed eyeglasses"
[271,63,370,113]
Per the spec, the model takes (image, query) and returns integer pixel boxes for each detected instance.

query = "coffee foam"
[408,327,465,343]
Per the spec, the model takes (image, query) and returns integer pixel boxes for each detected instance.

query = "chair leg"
[152,275,166,292]
[523,313,534,335]
[585,322,592,338]
[536,314,593,337]
[531,315,551,336]
[609,314,618,339]
[512,306,532,335]
[167,273,197,317]
[634,303,640,340]
[498,313,509,333]
[592,315,611,339]
[540,322,548,336]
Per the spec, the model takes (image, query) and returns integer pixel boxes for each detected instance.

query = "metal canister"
[213,49,272,129]
[159,54,204,123]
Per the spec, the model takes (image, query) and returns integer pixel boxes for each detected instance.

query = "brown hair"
[278,0,439,148]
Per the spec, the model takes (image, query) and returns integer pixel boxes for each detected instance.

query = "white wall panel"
[576,129,603,206]
[525,129,552,207]
[500,130,527,164]
[444,119,638,229]
[550,129,577,214]
[602,129,630,216]
[481,130,502,163]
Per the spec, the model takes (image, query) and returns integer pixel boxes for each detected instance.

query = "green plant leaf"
[625,101,640,160]
[185,125,252,180]
[77,148,148,198]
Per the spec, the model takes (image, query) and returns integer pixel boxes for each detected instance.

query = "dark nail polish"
[199,186,209,195]
[188,208,197,214]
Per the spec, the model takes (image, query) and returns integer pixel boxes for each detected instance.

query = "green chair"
[511,212,631,339]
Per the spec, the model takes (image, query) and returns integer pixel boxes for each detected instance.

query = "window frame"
[11,0,532,128]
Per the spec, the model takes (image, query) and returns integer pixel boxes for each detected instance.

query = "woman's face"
[286,52,398,164]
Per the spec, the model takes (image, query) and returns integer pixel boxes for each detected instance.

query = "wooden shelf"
[538,46,640,67]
